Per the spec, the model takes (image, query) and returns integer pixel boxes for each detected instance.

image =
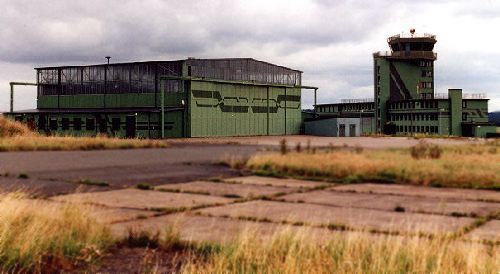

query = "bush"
[17,173,29,179]
[410,140,428,159]
[428,145,442,159]
[394,206,406,212]
[410,140,442,159]
[136,183,153,190]
[279,139,288,155]
[295,142,302,153]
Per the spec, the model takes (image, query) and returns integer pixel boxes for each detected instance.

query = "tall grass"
[0,136,167,152]
[0,116,35,137]
[182,229,498,274]
[0,116,167,151]
[246,142,500,189]
[0,192,113,272]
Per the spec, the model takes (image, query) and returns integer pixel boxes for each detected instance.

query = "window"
[462,113,468,121]
[112,118,121,131]
[339,124,346,137]
[420,82,433,89]
[462,101,467,108]
[73,118,82,130]
[49,118,58,130]
[86,118,95,131]
[61,118,70,130]
[421,70,432,77]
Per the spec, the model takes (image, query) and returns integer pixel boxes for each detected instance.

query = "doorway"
[126,115,136,138]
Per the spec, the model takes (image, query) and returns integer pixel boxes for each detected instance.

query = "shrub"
[428,145,442,159]
[280,139,288,155]
[127,229,159,248]
[295,142,302,153]
[394,206,406,212]
[17,173,29,179]
[136,183,153,190]
[410,140,442,159]
[354,144,364,154]
[410,140,428,159]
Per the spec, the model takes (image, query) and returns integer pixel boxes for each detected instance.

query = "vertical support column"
[161,79,165,139]
[266,86,270,136]
[9,83,14,112]
[314,88,317,117]
[284,87,287,135]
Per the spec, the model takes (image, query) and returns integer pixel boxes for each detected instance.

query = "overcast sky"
[1,0,499,112]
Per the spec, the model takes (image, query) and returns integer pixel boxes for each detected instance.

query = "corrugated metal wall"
[189,80,301,137]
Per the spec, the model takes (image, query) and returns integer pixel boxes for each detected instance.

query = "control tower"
[373,29,437,133]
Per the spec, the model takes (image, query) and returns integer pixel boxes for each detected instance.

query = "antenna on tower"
[410,28,416,37]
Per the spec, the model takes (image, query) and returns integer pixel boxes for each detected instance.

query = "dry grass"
[246,141,500,189]
[182,229,498,274]
[0,116,166,152]
[0,136,167,152]
[0,116,35,137]
[0,192,113,273]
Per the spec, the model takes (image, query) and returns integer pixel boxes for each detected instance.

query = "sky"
[1,0,499,112]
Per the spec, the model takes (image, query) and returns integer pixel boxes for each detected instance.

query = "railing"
[434,93,448,99]
[463,93,487,99]
[433,93,487,99]
[340,98,374,103]
[374,51,437,60]
[388,33,436,41]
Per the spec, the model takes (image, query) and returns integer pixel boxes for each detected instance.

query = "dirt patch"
[223,176,327,188]
[464,220,500,242]
[51,189,234,210]
[90,245,185,273]
[156,181,294,198]
[332,183,500,202]
[281,190,500,217]
[196,200,475,235]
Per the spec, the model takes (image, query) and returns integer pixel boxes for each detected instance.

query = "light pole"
[359,109,364,136]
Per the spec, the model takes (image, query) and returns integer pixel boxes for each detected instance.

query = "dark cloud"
[0,0,499,111]
[0,0,390,64]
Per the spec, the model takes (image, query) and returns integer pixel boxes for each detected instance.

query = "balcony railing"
[374,51,437,60]
[340,98,374,103]
[388,33,436,41]
[434,93,487,99]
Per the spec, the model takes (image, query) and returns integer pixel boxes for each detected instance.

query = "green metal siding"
[449,89,462,136]
[189,80,301,137]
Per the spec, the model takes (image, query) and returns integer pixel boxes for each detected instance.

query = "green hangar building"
[306,30,498,138]
[7,58,316,138]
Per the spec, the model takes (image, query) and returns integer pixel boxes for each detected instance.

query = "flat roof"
[35,58,303,73]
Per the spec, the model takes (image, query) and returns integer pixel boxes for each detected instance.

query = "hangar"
[6,58,317,138]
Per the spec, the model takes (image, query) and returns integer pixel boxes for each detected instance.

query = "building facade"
[308,31,497,137]
[7,58,309,138]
